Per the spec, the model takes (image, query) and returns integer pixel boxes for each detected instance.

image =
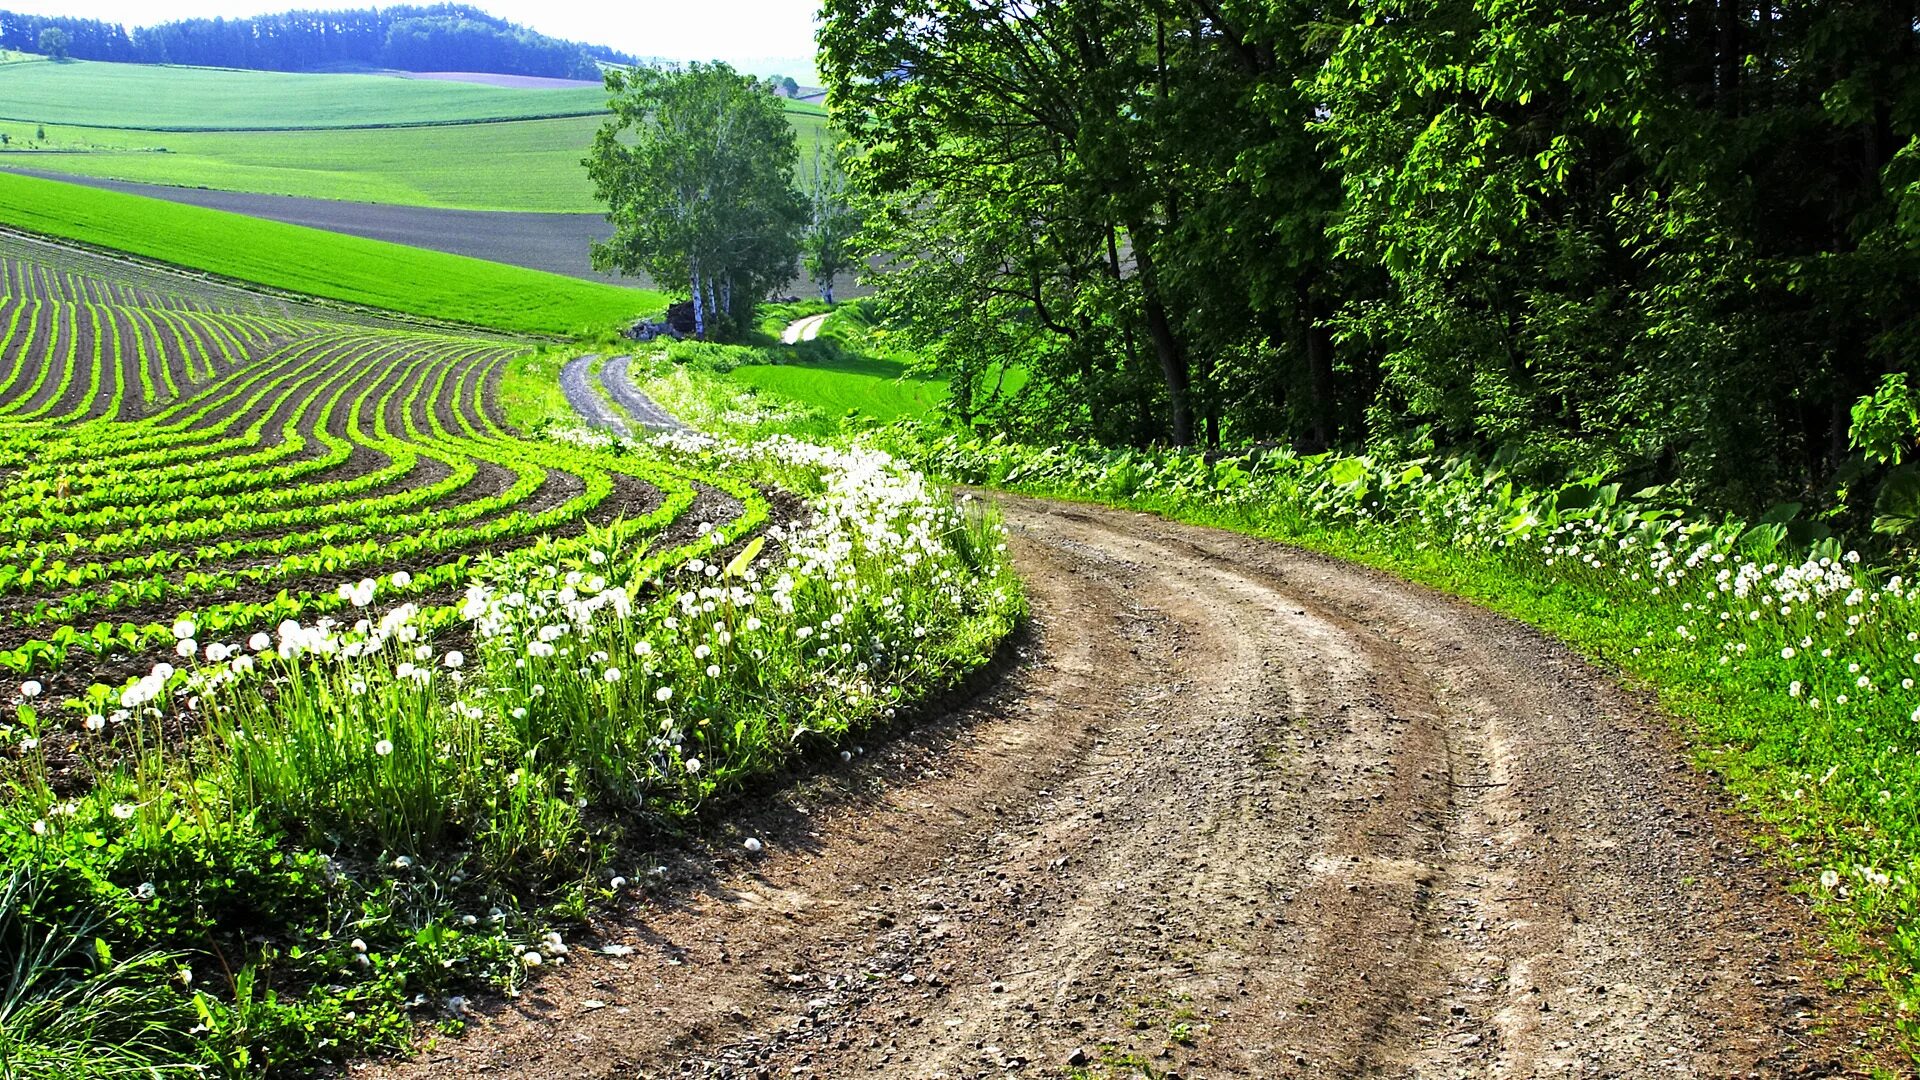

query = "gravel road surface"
[374,495,1873,1079]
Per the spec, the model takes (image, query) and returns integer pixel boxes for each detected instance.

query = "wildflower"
[250,632,272,651]
[1781,647,1796,660]
[84,714,105,732]
[610,876,627,890]
[743,837,764,853]
[706,664,721,679]
[133,882,155,900]
[18,680,39,699]
[175,639,197,659]
[684,757,701,775]
[523,951,543,967]
[393,855,413,869]
[1789,681,1802,698]
[375,739,395,757]
[110,803,135,820]
[603,667,622,683]
[391,570,412,589]
[655,686,673,703]
[444,651,465,670]
[172,619,196,640]
[1820,869,1840,890]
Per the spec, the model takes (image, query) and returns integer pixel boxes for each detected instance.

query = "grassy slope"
[0,172,661,335]
[0,57,605,129]
[0,60,830,212]
[730,352,950,424]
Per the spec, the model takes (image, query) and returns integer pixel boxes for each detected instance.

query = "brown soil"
[371,493,1878,1080]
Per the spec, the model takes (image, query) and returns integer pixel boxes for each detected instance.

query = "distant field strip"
[0,234,764,689]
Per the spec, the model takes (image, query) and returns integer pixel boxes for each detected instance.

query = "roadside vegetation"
[0,216,1019,1073]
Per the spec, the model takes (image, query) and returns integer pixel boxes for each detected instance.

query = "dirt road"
[380,494,1866,1079]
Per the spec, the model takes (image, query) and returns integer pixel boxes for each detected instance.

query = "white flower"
[743,837,763,853]
[84,714,105,732]
[684,757,701,775]
[249,632,272,651]
[655,686,673,703]
[706,664,721,679]
[1781,646,1795,660]
[609,876,627,890]
[133,882,155,900]
[391,570,412,589]
[444,651,465,670]
[603,667,622,683]
[375,739,395,757]
[172,619,196,640]
[110,803,136,820]
[1820,869,1840,890]
[522,951,543,967]
[18,680,40,699]
[175,639,197,659]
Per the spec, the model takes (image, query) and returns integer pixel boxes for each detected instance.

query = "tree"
[586,63,805,340]
[779,75,800,98]
[36,26,66,60]
[801,137,859,303]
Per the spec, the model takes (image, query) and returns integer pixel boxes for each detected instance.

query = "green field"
[0,171,661,333]
[0,57,606,129]
[730,352,951,423]
[0,60,831,212]
[0,109,829,212]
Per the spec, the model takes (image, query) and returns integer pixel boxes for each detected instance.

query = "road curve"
[377,494,1865,1079]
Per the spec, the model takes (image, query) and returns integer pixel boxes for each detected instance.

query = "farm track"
[383,495,1872,1079]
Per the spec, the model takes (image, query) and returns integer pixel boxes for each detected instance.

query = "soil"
[371,493,1878,1079]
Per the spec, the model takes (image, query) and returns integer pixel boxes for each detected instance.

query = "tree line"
[0,4,635,79]
[817,1,1920,515]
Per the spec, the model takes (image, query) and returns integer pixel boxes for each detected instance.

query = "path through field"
[782,312,830,344]
[382,495,1865,1078]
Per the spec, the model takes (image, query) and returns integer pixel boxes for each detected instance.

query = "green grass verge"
[0,172,662,335]
[0,58,607,130]
[0,98,828,213]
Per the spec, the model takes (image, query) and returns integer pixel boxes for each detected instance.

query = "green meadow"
[0,59,830,212]
[0,171,661,334]
[0,57,606,129]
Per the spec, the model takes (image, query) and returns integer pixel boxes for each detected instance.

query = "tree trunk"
[1128,224,1195,446]
[689,258,706,340]
[1300,279,1336,452]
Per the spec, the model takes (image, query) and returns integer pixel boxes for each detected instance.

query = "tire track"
[374,495,1870,1079]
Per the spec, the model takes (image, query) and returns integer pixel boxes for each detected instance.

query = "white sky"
[27,1,824,77]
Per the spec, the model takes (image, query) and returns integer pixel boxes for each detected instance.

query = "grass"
[0,171,662,335]
[0,58,607,130]
[0,92,830,213]
[730,352,950,424]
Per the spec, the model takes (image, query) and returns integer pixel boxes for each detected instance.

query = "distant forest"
[0,4,636,78]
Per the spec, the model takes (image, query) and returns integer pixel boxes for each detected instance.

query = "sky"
[33,0,824,78]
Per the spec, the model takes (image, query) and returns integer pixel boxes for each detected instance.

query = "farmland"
[0,61,830,213]
[0,221,1020,1073]
[0,57,607,129]
[0,172,659,334]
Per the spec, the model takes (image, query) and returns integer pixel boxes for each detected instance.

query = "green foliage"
[0,172,660,335]
[34,28,66,62]
[589,63,806,339]
[820,0,1920,516]
[800,136,860,303]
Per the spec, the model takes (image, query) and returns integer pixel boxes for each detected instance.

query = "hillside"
[0,171,660,333]
[0,60,829,212]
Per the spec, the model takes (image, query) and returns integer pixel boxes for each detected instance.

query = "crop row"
[0,238,742,682]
